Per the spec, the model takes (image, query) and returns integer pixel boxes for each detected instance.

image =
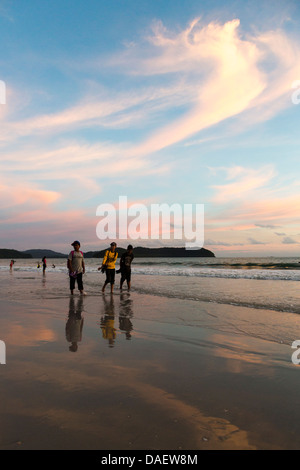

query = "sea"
[2,256,300,315]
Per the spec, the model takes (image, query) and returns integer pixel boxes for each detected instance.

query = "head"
[127,244,133,253]
[71,240,80,251]
[110,242,117,252]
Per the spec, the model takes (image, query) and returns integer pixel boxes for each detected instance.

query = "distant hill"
[22,249,67,259]
[87,246,215,258]
[0,249,32,259]
[1,246,215,259]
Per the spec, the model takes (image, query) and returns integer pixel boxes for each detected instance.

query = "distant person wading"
[42,256,47,273]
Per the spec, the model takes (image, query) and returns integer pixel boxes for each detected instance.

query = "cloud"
[4,16,300,156]
[106,17,300,156]
[282,236,298,244]
[0,82,193,143]
[0,179,60,211]
[247,237,266,245]
[211,165,276,203]
[203,162,300,252]
[255,224,279,229]
[205,239,244,246]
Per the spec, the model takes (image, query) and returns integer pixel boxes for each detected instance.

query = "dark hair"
[127,244,133,250]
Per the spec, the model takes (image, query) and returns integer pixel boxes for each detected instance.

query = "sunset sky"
[1,0,300,256]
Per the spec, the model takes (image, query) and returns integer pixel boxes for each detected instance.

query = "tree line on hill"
[0,246,215,259]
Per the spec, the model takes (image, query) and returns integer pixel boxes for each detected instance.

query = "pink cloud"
[110,18,300,156]
[211,166,276,203]
[0,180,60,210]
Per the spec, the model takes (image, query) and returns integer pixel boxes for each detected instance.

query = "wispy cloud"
[282,236,299,244]
[0,178,60,211]
[211,165,276,203]
[106,17,300,156]
[3,17,300,154]
[248,237,266,245]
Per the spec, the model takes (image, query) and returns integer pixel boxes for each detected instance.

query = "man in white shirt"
[67,240,86,295]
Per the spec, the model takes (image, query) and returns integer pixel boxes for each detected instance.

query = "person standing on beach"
[9,260,15,270]
[119,244,134,291]
[67,240,86,295]
[98,242,118,294]
[42,256,47,273]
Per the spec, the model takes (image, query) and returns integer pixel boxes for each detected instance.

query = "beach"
[1,259,300,450]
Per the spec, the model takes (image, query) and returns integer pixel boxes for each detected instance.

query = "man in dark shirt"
[119,245,134,291]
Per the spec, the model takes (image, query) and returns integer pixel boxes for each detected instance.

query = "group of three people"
[67,241,134,295]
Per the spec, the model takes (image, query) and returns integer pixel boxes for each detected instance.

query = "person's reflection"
[42,271,46,287]
[100,295,116,348]
[119,292,133,340]
[66,296,84,352]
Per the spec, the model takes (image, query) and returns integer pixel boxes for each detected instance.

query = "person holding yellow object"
[98,242,118,294]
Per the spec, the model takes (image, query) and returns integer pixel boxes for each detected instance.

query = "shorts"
[70,272,83,291]
[121,268,131,283]
[105,268,115,284]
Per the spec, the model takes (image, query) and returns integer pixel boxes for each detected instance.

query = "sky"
[1,0,300,256]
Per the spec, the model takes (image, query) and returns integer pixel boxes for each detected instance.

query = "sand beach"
[0,259,300,450]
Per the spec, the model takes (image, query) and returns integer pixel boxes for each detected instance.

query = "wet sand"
[0,272,300,450]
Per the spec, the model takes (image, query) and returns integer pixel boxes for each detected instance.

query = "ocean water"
[2,256,300,314]
[3,256,300,279]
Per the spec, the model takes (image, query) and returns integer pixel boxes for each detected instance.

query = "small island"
[87,246,215,258]
[0,246,215,259]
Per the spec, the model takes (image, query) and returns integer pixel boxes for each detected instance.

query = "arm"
[98,250,108,270]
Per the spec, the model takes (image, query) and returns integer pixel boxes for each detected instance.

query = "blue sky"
[1,0,300,256]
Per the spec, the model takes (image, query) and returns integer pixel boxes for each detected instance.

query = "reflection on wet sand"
[119,293,133,340]
[100,295,116,348]
[1,281,300,450]
[100,293,134,347]
[65,296,84,352]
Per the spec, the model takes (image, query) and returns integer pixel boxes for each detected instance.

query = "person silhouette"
[100,295,116,347]
[65,296,84,352]
[119,292,134,340]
